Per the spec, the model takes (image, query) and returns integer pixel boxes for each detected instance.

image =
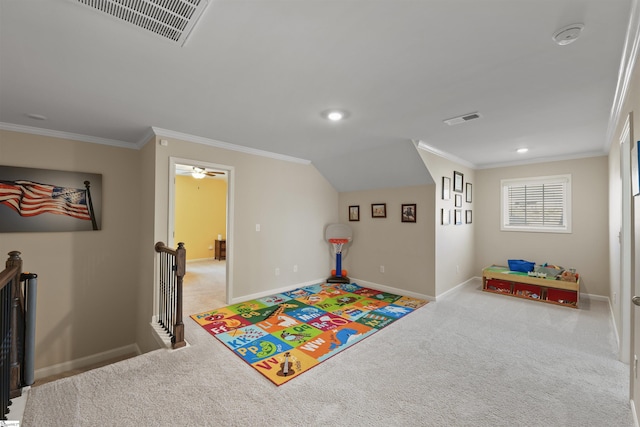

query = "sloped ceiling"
[0,0,634,191]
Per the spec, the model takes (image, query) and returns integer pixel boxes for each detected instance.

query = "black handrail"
[1,251,36,421]
[154,242,186,349]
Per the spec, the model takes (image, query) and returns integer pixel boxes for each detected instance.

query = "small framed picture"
[372,203,386,218]
[465,210,472,224]
[349,205,360,221]
[455,194,462,208]
[454,209,462,225]
[453,171,464,193]
[441,208,450,225]
[466,183,472,203]
[442,176,451,200]
[402,204,416,223]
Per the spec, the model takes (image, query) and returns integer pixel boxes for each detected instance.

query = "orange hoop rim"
[329,238,350,244]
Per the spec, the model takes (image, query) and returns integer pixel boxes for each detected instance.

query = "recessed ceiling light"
[26,113,47,120]
[328,111,344,121]
[322,109,350,122]
[517,148,529,154]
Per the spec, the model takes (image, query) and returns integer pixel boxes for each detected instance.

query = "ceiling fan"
[191,167,225,179]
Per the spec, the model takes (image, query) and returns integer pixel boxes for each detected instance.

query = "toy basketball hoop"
[329,238,350,254]
[325,224,353,284]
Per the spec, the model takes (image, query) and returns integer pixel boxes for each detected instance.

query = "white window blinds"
[501,175,571,233]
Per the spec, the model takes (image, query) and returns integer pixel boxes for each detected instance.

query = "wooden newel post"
[6,251,23,398]
[154,241,166,253]
[173,242,186,349]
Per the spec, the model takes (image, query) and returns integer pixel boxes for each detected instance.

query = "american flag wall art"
[0,166,101,232]
[0,180,91,220]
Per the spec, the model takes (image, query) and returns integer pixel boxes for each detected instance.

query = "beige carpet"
[26,259,225,387]
[20,279,633,426]
[183,259,227,315]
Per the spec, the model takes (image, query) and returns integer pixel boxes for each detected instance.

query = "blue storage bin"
[508,259,535,273]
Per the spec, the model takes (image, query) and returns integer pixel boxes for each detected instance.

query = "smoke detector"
[443,112,482,126]
[552,24,584,46]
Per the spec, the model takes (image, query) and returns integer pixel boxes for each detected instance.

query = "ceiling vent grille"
[75,0,209,46]
[443,112,482,126]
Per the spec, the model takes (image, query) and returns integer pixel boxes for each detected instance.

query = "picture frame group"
[347,202,417,223]
[441,171,472,226]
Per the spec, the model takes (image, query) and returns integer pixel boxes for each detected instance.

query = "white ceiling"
[0,0,633,192]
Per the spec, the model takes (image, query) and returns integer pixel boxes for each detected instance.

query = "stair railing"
[1,251,37,421]
[154,242,186,349]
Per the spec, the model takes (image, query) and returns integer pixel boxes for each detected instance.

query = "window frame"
[500,174,572,234]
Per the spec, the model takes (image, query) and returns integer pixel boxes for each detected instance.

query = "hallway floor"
[183,258,227,317]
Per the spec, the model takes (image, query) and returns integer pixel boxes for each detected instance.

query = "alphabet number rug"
[191,282,428,385]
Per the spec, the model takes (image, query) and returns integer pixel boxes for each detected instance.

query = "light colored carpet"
[182,259,227,315]
[21,279,633,426]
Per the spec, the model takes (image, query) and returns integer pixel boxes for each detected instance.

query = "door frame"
[622,116,633,367]
[626,112,640,421]
[169,156,234,304]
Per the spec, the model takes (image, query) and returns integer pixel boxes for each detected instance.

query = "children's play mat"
[191,282,428,385]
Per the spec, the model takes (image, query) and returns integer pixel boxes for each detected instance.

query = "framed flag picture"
[0,165,102,232]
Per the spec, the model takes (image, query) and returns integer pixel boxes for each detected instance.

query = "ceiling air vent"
[75,0,210,46]
[443,112,482,126]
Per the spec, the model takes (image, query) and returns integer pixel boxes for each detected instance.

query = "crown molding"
[0,122,137,149]
[475,150,607,170]
[413,139,477,169]
[606,0,640,150]
[136,127,156,149]
[151,127,311,165]
[413,139,605,170]
[0,122,312,165]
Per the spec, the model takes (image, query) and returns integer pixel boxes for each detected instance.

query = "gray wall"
[475,156,609,297]
[0,129,340,370]
[417,149,476,296]
[0,129,142,371]
[150,136,339,302]
[338,185,436,298]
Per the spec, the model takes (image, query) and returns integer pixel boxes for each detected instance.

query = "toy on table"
[559,269,579,283]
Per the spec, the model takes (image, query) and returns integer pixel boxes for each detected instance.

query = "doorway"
[169,157,234,314]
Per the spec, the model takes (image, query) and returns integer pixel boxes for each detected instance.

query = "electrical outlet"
[380,265,385,273]
[256,224,261,232]
[456,265,460,273]
[275,268,280,276]
[293,265,298,273]
[614,292,617,304]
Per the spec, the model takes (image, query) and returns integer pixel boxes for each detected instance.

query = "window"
[501,174,571,233]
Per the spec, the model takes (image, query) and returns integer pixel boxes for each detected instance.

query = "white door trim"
[169,156,234,304]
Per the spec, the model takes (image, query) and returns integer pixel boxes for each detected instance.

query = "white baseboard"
[583,292,609,302]
[435,276,479,300]
[34,343,141,381]
[604,295,621,353]
[228,277,435,304]
[631,399,640,427]
[229,277,326,304]
[150,317,173,349]
[187,257,220,263]
[350,278,434,301]
[149,317,191,350]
